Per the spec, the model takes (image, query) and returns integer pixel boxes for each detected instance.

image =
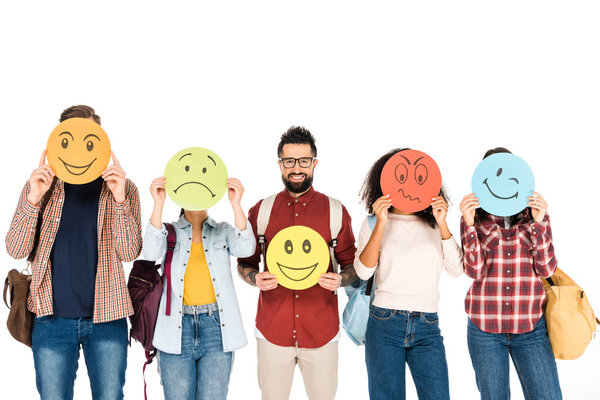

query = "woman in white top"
[354,148,463,400]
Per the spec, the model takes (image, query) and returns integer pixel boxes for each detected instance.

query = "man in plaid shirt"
[459,147,561,400]
[5,105,142,400]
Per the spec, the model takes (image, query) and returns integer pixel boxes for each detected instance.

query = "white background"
[1,1,599,399]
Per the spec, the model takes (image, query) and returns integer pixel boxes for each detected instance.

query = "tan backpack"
[542,267,599,360]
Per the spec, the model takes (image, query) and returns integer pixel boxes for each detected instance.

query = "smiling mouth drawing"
[58,157,96,176]
[173,182,216,197]
[397,188,421,203]
[276,262,319,282]
[483,178,518,200]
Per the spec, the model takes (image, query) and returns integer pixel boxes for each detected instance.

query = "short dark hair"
[60,105,101,125]
[277,126,317,157]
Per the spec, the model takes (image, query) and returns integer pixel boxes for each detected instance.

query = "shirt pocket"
[517,231,533,251]
[211,240,230,261]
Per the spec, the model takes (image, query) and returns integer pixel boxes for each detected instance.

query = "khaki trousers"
[257,338,338,400]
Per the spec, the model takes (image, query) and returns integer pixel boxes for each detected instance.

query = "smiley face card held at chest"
[266,226,330,290]
[164,147,228,211]
[46,118,111,184]
[471,153,535,217]
[380,149,442,212]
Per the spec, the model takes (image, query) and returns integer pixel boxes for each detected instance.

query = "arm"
[225,178,256,258]
[320,203,359,290]
[5,182,41,259]
[354,218,377,280]
[112,180,143,262]
[530,215,557,278]
[431,195,463,278]
[460,218,490,280]
[236,201,278,290]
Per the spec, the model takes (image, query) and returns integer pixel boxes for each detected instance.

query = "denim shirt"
[142,215,255,354]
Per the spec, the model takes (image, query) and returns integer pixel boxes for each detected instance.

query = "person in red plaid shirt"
[5,105,142,400]
[459,147,561,400]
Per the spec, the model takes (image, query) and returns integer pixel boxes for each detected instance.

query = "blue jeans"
[158,306,233,400]
[32,316,128,400]
[365,305,450,400]
[467,316,562,400]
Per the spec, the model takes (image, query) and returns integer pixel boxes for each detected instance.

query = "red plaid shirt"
[460,212,557,334]
[5,179,142,323]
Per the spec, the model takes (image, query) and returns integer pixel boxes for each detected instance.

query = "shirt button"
[212,278,216,281]
[293,329,296,333]
[180,295,182,298]
[295,200,298,202]
[470,234,474,238]
[216,294,220,297]
[506,287,510,290]
[180,279,183,282]
[205,249,208,252]
[295,213,298,217]
[303,203,306,206]
[220,309,223,312]
[296,314,299,318]
[288,203,290,206]
[507,252,511,256]
[295,294,299,298]
[187,250,190,253]
[505,302,509,306]
[221,324,225,327]
[507,270,511,273]
[293,335,296,338]
[208,263,212,266]
[178,326,181,329]
[203,236,206,239]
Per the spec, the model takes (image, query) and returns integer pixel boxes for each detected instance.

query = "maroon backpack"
[127,222,176,398]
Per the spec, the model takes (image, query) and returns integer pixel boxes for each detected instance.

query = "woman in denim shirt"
[143,176,255,400]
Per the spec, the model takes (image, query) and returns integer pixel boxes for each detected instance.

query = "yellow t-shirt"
[183,242,217,306]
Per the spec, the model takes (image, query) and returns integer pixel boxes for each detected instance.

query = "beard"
[282,172,313,194]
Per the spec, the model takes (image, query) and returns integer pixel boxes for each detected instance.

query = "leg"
[256,338,297,400]
[365,306,407,400]
[82,318,128,400]
[297,341,338,400]
[509,316,562,400]
[156,315,197,400]
[467,318,510,400]
[32,316,80,400]
[195,311,233,400]
[406,312,450,400]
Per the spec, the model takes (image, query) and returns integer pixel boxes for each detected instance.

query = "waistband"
[182,303,218,315]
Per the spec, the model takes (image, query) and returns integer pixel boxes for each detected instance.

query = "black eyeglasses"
[279,157,315,168]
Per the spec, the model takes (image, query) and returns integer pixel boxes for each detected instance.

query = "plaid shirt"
[5,179,142,323]
[460,212,557,334]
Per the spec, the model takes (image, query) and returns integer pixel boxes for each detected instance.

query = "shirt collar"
[173,214,217,229]
[280,186,316,206]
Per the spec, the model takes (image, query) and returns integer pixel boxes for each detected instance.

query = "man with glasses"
[237,126,357,400]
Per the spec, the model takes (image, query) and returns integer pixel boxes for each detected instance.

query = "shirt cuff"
[22,197,41,217]
[463,225,478,248]
[233,225,252,240]
[530,220,548,238]
[113,196,131,214]
[354,256,376,280]
[146,220,168,236]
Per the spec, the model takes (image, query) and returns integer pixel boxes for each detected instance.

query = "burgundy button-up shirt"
[238,187,356,348]
[460,212,557,334]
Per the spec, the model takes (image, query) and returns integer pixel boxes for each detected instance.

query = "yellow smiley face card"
[164,147,228,211]
[266,225,330,290]
[46,118,111,184]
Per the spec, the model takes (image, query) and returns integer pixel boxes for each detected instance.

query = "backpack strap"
[328,197,343,274]
[256,195,276,272]
[163,223,177,316]
[364,214,378,296]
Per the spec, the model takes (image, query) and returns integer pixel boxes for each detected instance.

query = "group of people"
[6,105,561,400]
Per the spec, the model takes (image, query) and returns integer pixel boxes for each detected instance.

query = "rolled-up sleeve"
[226,221,256,258]
[441,235,463,278]
[142,221,167,261]
[353,218,376,280]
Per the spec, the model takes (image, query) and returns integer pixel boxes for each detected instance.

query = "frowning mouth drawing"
[397,188,422,203]
[173,181,216,197]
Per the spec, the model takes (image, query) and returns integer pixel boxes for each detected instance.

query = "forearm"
[340,265,358,287]
[150,202,163,230]
[237,263,258,286]
[438,220,452,240]
[232,204,247,231]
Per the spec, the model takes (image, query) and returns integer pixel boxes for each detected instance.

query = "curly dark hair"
[277,126,317,157]
[474,147,530,226]
[359,148,449,228]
